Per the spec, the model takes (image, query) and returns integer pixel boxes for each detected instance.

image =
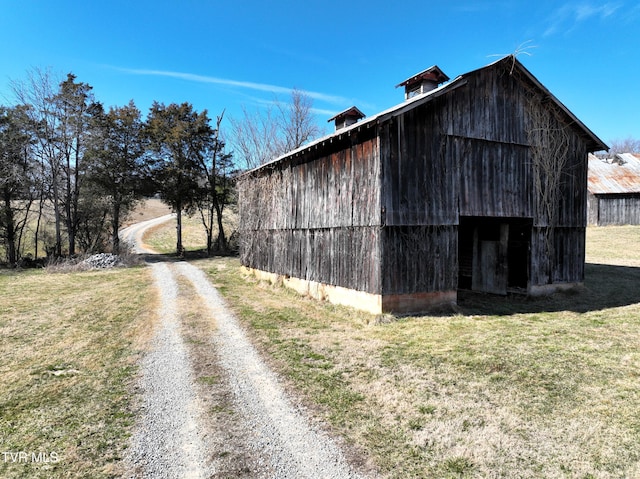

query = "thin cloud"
[544,2,622,37]
[113,66,350,106]
[246,96,337,117]
[235,93,361,124]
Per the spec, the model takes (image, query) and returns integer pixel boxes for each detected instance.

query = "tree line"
[1,69,323,267]
[0,69,235,266]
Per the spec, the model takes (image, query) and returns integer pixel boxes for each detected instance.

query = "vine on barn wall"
[524,87,571,284]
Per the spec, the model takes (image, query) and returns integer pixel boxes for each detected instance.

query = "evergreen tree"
[146,102,212,256]
[87,100,148,254]
[51,73,100,256]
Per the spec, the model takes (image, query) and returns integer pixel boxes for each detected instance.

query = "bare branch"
[229,89,322,171]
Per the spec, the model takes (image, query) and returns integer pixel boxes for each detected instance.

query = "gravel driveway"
[119,214,175,254]
[123,222,367,478]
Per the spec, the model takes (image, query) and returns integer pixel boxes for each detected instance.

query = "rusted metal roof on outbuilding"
[588,153,640,194]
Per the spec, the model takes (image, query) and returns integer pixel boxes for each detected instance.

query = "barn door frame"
[458,217,532,295]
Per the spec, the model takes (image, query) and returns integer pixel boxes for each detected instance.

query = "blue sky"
[1,0,638,149]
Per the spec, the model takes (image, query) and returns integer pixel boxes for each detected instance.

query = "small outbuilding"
[588,153,640,225]
[237,56,607,314]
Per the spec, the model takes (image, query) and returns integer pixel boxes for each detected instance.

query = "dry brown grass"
[190,225,640,478]
[586,225,640,266]
[143,215,206,254]
[121,198,173,227]
[0,266,156,478]
[143,210,238,255]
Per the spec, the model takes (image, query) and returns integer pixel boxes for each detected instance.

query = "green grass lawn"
[193,226,640,478]
[0,267,155,479]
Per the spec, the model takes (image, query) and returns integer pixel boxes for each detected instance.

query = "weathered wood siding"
[381,226,458,295]
[239,227,381,293]
[378,102,459,295]
[444,63,589,229]
[443,62,588,286]
[531,227,585,284]
[238,129,382,293]
[444,64,529,144]
[457,138,533,218]
[380,112,458,226]
[239,133,379,231]
[588,194,640,225]
[543,138,589,229]
[448,68,536,218]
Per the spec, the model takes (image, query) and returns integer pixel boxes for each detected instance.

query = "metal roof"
[588,153,640,194]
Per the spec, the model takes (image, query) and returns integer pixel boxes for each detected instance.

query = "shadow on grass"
[140,249,238,264]
[458,263,640,316]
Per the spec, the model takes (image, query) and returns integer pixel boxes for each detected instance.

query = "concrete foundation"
[242,267,457,315]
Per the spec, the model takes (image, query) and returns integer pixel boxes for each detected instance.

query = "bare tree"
[10,70,100,257]
[0,105,35,266]
[229,89,322,171]
[607,137,640,155]
[11,68,65,257]
[193,111,235,255]
[276,88,321,153]
[229,105,280,170]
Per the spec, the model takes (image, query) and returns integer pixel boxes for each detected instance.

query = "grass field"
[0,267,155,479]
[192,226,640,478]
[143,208,238,255]
[121,198,172,227]
[144,214,209,254]
[586,225,640,266]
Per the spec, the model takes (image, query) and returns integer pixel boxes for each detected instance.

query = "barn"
[588,153,640,225]
[237,55,608,314]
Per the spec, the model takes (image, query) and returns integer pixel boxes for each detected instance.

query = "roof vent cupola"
[328,106,365,131]
[396,65,449,100]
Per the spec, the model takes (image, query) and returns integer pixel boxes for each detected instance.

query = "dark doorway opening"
[458,217,532,294]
